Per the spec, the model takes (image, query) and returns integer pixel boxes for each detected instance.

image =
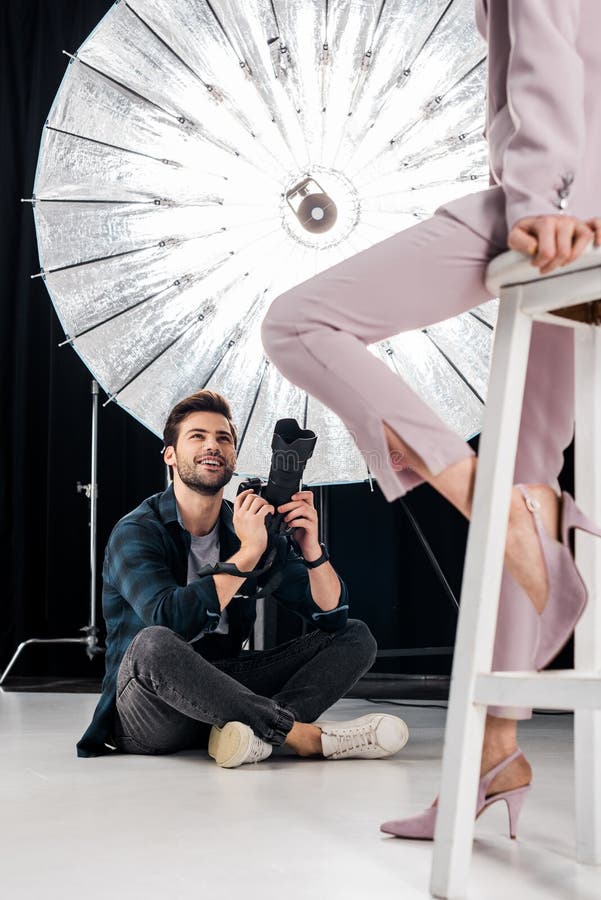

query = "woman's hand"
[508,214,599,275]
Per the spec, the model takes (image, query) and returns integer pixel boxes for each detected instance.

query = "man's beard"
[175,454,235,495]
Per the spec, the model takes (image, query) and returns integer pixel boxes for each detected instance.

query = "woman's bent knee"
[260,292,297,351]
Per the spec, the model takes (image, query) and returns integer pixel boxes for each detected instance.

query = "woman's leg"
[261,209,575,789]
[365,325,574,790]
[260,209,570,616]
[261,211,493,504]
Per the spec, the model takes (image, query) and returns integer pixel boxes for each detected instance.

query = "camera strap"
[193,535,287,602]
[194,545,277,582]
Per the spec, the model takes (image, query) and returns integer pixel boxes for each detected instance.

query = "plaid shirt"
[77,483,349,757]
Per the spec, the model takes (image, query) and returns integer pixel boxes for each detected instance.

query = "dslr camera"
[236,418,317,549]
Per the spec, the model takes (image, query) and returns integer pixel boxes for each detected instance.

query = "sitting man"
[77,390,408,767]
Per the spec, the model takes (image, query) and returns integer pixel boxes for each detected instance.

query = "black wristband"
[302,542,330,569]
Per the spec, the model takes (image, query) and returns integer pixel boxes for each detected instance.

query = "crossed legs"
[114,620,377,756]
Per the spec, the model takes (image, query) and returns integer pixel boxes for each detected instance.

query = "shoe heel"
[561,492,601,546]
[504,785,531,839]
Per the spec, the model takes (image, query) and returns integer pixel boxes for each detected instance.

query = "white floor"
[2,693,601,900]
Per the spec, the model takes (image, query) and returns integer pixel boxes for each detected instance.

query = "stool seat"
[485,244,601,293]
[487,245,601,325]
[429,247,601,898]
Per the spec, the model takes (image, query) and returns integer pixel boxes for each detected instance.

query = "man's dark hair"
[163,390,238,452]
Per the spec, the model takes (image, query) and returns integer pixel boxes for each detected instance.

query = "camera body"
[236,475,289,542]
[236,475,265,499]
[236,418,317,540]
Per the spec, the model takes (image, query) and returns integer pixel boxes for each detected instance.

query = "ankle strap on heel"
[479,747,523,800]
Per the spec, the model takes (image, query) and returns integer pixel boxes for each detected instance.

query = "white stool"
[430,245,601,899]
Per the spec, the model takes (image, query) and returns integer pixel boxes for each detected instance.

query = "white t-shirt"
[186,518,229,641]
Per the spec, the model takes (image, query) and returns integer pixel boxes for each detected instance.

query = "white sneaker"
[316,713,409,760]
[208,721,273,768]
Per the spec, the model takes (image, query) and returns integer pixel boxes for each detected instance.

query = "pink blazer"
[438,0,601,246]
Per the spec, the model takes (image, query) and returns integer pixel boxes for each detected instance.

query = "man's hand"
[508,214,598,275]
[277,491,320,560]
[233,488,274,557]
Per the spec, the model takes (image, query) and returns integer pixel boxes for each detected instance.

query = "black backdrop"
[0,0,574,681]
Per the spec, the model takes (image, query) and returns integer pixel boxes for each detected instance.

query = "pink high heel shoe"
[515,484,601,669]
[380,748,531,840]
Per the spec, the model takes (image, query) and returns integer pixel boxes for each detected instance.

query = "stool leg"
[574,325,601,865]
[431,287,533,899]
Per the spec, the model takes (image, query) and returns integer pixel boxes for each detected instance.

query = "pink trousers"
[260,209,575,720]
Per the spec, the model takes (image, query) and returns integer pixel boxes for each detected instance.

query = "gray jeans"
[113,619,377,755]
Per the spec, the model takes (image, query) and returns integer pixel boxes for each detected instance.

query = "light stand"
[0,379,105,685]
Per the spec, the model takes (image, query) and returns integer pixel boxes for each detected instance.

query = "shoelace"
[333,725,378,756]
[248,735,269,762]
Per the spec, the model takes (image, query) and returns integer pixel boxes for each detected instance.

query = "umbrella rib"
[267,0,309,168]
[42,231,227,277]
[327,0,392,169]
[71,54,181,120]
[131,3,297,185]
[40,196,226,208]
[234,359,270,464]
[201,292,269,391]
[108,287,267,405]
[340,0,467,173]
[403,0,456,76]
[369,0,391,46]
[45,124,180,167]
[205,1,247,62]
[422,330,485,404]
[421,56,486,111]
[268,1,281,32]
[68,53,258,168]
[105,2,298,182]
[104,314,205,404]
[64,282,183,343]
[468,310,494,331]
[420,56,487,115]
[150,283,256,397]
[357,120,486,196]
[364,163,487,198]
[205,1,307,176]
[199,346,235,390]
[363,126,484,188]
[124,3,209,87]
[352,55,487,181]
[78,26,286,180]
[44,244,157,275]
[35,198,155,205]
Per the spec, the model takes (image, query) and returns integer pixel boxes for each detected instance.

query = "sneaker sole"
[208,722,251,768]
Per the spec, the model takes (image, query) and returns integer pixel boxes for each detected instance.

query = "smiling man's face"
[164,410,237,495]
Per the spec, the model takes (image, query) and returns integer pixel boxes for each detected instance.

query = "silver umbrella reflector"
[31,0,494,494]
